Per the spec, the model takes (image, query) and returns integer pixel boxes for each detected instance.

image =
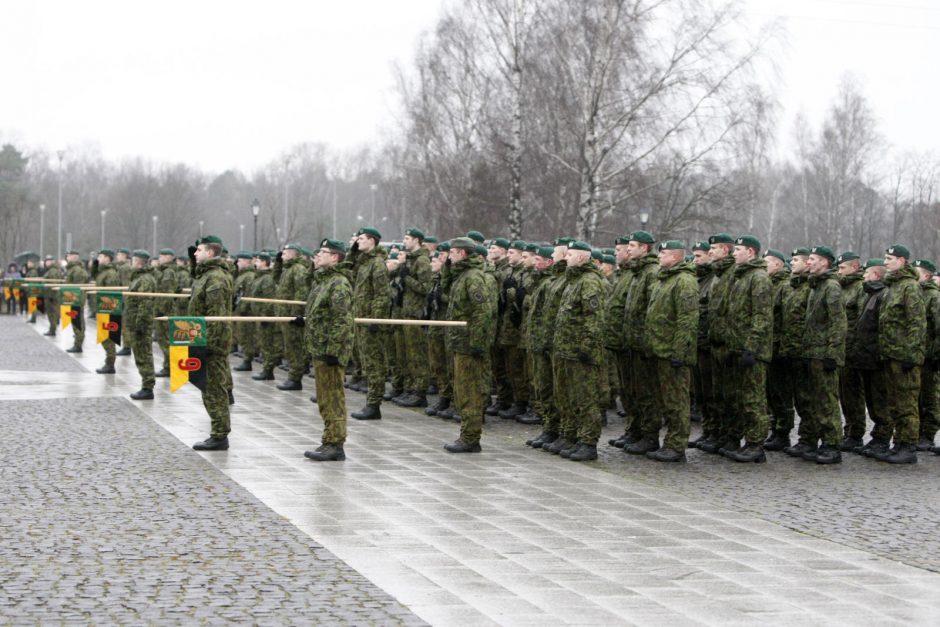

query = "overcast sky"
[2,0,938,173]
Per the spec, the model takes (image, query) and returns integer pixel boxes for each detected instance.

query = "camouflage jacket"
[521,267,553,352]
[726,257,772,361]
[95,263,121,289]
[553,263,606,364]
[497,263,527,346]
[155,263,178,315]
[275,257,309,315]
[304,265,354,365]
[696,263,715,350]
[921,281,940,362]
[802,269,846,365]
[42,264,64,303]
[353,246,390,319]
[839,271,866,333]
[446,255,497,355]
[849,280,885,370]
[602,260,635,352]
[706,255,735,348]
[879,265,926,364]
[645,261,699,365]
[234,267,257,315]
[398,246,432,319]
[622,253,659,354]
[65,261,89,307]
[249,268,277,317]
[780,273,810,358]
[769,268,791,356]
[116,261,133,287]
[516,267,539,346]
[124,267,158,332]
[425,271,447,338]
[175,265,193,315]
[188,257,234,354]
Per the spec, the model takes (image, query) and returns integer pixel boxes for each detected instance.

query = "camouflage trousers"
[357,327,387,406]
[693,348,717,436]
[453,352,486,445]
[501,344,530,404]
[919,362,940,442]
[554,357,601,445]
[802,359,842,447]
[314,360,347,445]
[613,350,631,436]
[709,347,734,442]
[258,321,283,372]
[203,350,231,438]
[767,356,795,435]
[102,338,117,367]
[530,351,557,433]
[427,333,452,401]
[728,360,769,446]
[71,314,85,348]
[598,350,614,413]
[840,366,866,440]
[491,345,511,405]
[627,351,658,440]
[402,325,428,394]
[128,329,155,389]
[883,360,921,445]
[155,318,170,370]
[860,368,890,442]
[235,320,259,359]
[606,350,619,407]
[654,358,692,452]
[792,358,816,442]
[282,324,307,381]
[388,328,404,393]
[45,297,60,333]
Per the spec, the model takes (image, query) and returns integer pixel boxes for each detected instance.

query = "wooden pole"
[19,277,65,283]
[154,315,467,327]
[240,296,304,306]
[105,291,189,298]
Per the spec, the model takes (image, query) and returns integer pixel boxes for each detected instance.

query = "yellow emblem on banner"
[169,345,190,392]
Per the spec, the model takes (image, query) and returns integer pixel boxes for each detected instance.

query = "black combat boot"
[647,448,686,462]
[608,434,627,448]
[625,438,659,455]
[860,438,889,458]
[696,438,722,454]
[915,438,934,452]
[96,364,116,374]
[486,401,509,416]
[252,369,274,381]
[527,431,556,447]
[276,379,302,391]
[228,390,235,405]
[728,444,766,463]
[130,388,154,400]
[193,436,229,451]
[784,440,815,458]
[43,329,56,337]
[498,402,526,419]
[839,436,863,452]
[426,397,450,416]
[885,443,918,464]
[560,441,581,458]
[814,445,842,464]
[763,432,790,451]
[426,384,439,396]
[544,438,573,455]
[399,394,428,408]
[233,359,253,372]
[304,444,346,461]
[516,409,542,425]
[444,440,481,453]
[688,435,708,450]
[116,346,131,356]
[569,443,598,461]
[309,395,317,404]
[351,405,382,420]
[66,346,83,354]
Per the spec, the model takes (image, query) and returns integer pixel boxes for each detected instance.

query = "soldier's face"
[132,257,145,269]
[884,254,905,272]
[535,256,553,271]
[356,234,375,252]
[116,253,129,263]
[765,256,783,275]
[449,248,469,263]
[916,267,933,283]
[507,249,523,266]
[237,258,251,270]
[692,250,709,266]
[430,256,442,272]
[281,248,298,261]
[863,266,884,282]
[658,249,682,268]
[488,246,506,262]
[625,241,646,260]
[97,254,111,265]
[522,251,535,267]
[709,244,730,261]
[403,235,420,251]
[315,248,338,269]
[807,254,830,274]
[732,245,755,265]
[66,254,79,264]
[615,244,630,264]
[552,246,567,263]
[566,249,590,267]
[790,256,807,273]
[838,260,860,276]
[159,254,174,264]
[195,244,211,263]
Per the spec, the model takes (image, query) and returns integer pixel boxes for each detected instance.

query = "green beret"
[692,241,710,252]
[466,230,485,243]
[659,240,685,251]
[199,235,224,246]
[524,243,540,253]
[320,238,347,254]
[406,227,425,241]
[591,248,603,260]
[810,246,835,263]
[602,254,616,265]
[792,247,811,257]
[886,244,911,259]
[536,246,554,259]
[913,259,937,273]
[510,240,527,251]
[131,249,150,260]
[474,244,488,257]
[117,247,130,255]
[66,249,81,256]
[491,238,511,249]
[614,235,631,245]
[553,236,574,247]
[449,237,477,251]
[568,240,592,252]
[158,248,175,256]
[235,251,254,260]
[864,258,884,269]
[837,251,860,264]
[389,251,399,260]
[283,242,304,252]
[734,235,761,252]
[358,226,382,240]
[763,249,786,262]
[44,254,54,261]
[257,251,273,262]
[709,233,734,245]
[98,248,115,258]
[438,241,451,252]
[601,248,614,256]
[628,231,655,245]
[424,235,438,244]
[222,247,229,255]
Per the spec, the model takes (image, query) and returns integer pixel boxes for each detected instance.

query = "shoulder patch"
[587,295,600,311]
[471,288,485,303]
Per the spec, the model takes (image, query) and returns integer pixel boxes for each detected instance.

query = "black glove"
[398,264,410,279]
[576,351,592,364]
[509,306,522,327]
[323,355,339,366]
[289,316,305,328]
[901,360,916,372]
[503,276,517,290]
[367,324,380,333]
[275,251,283,264]
[187,245,197,263]
[91,259,99,277]
[822,357,838,372]
[350,241,359,254]
[468,347,484,357]
[670,358,684,368]
[739,351,757,368]
[233,292,242,308]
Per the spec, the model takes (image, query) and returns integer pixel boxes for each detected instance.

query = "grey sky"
[2,0,937,172]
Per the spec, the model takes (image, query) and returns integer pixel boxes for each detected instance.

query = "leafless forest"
[1,0,938,263]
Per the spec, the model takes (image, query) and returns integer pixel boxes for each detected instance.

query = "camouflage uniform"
[780,272,811,441]
[388,262,405,395]
[155,261,178,372]
[489,258,513,406]
[497,262,530,409]
[621,253,659,441]
[64,260,89,349]
[645,261,699,452]
[838,271,867,442]
[189,257,234,439]
[527,262,566,437]
[692,263,717,439]
[602,258,634,427]
[706,254,736,444]
[522,265,554,421]
[250,266,282,374]
[115,259,133,347]
[425,270,452,403]
[802,269,847,448]
[879,265,926,445]
[553,263,606,448]
[304,264,355,445]
[233,265,259,361]
[352,245,390,406]
[125,265,158,390]
[276,255,311,383]
[918,279,940,445]
[43,263,64,333]
[399,246,432,396]
[446,255,497,445]
[94,262,121,367]
[850,280,889,442]
[175,262,192,316]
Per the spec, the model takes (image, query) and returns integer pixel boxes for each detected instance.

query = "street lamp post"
[239,224,245,250]
[370,183,377,225]
[100,210,107,249]
[640,209,650,231]
[199,220,204,238]
[39,204,45,259]
[152,215,158,255]
[56,150,65,261]
[251,199,260,250]
[283,156,291,242]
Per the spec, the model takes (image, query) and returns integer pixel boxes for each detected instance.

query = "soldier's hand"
[670,358,684,368]
[187,245,198,262]
[901,360,916,372]
[739,351,757,368]
[576,351,592,364]
[398,264,410,278]
[275,251,283,264]
[289,316,305,327]
[323,355,339,366]
[822,357,838,372]
[366,323,380,333]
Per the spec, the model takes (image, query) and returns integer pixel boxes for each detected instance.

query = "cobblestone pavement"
[0,314,86,372]
[9,314,940,625]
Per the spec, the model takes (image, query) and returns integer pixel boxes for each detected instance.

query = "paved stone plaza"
[2,314,939,625]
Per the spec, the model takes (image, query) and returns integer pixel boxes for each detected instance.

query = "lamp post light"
[199,220,204,238]
[39,204,45,259]
[251,199,260,250]
[640,209,650,231]
[100,209,107,249]
[283,156,291,242]
[56,150,65,261]
[239,224,245,250]
[152,215,158,255]
[369,183,377,225]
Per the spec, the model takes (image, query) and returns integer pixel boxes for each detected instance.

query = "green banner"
[95,291,124,315]
[168,317,207,347]
[60,287,82,306]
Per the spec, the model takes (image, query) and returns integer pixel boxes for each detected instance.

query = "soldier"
[349,227,390,421]
[295,239,355,462]
[855,259,890,455]
[425,249,452,417]
[124,250,158,400]
[24,255,39,322]
[642,241,699,462]
[521,246,556,436]
[913,259,940,451]
[763,249,794,450]
[495,241,532,419]
[153,249,178,378]
[232,252,258,372]
[443,237,497,452]
[517,243,544,425]
[394,228,432,407]
[114,248,134,356]
[722,235,772,463]
[274,243,310,390]
[836,252,867,451]
[93,248,122,375]
[42,255,64,336]
[796,246,846,464]
[484,238,513,415]
[689,242,716,448]
[605,235,636,449]
[250,252,282,381]
[872,245,926,464]
[64,251,89,353]
[189,235,235,451]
